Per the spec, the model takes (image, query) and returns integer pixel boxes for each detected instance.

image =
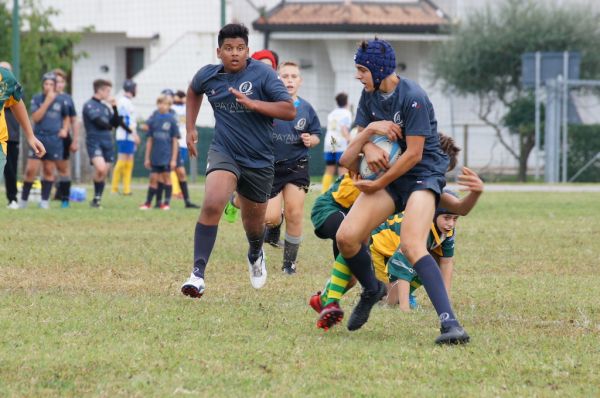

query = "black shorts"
[151,164,171,173]
[206,149,274,204]
[29,134,63,161]
[86,135,114,164]
[385,174,446,213]
[269,157,310,199]
[61,135,72,160]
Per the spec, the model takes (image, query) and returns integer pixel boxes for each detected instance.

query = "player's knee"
[336,229,359,255]
[284,206,303,224]
[399,240,425,264]
[202,199,224,219]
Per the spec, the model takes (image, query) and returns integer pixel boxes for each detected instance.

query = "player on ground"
[110,79,139,196]
[264,61,321,274]
[171,90,199,208]
[82,79,122,208]
[0,64,45,191]
[19,72,69,209]
[321,93,352,193]
[140,94,179,210]
[180,24,295,297]
[329,38,469,344]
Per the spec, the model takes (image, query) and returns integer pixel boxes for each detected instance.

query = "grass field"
[1,187,599,397]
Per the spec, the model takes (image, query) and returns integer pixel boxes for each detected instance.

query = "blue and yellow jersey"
[370,212,455,259]
[311,173,361,230]
[0,67,23,154]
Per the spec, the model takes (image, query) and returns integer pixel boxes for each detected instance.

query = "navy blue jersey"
[30,93,68,136]
[190,58,291,168]
[58,93,77,117]
[82,98,113,136]
[272,97,321,163]
[146,112,178,166]
[355,76,449,177]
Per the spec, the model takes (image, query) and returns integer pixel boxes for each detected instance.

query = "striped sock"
[324,255,353,306]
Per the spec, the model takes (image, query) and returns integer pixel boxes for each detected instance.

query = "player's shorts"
[206,149,274,204]
[151,164,171,173]
[29,134,63,161]
[386,251,422,292]
[311,193,348,233]
[324,151,343,166]
[62,134,72,160]
[370,247,391,283]
[385,174,445,213]
[86,134,115,164]
[269,157,310,198]
[176,147,188,168]
[116,139,136,155]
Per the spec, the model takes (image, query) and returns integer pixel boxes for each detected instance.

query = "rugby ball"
[359,136,402,180]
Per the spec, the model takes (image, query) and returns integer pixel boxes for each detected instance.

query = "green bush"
[568,124,600,182]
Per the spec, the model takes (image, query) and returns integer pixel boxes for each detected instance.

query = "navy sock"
[180,181,190,201]
[145,187,157,205]
[193,223,218,278]
[343,244,378,292]
[155,182,164,206]
[247,232,264,264]
[94,181,105,201]
[413,255,460,328]
[41,180,53,201]
[61,180,71,202]
[21,182,33,201]
[164,184,172,205]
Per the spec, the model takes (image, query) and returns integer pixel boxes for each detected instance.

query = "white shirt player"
[324,107,352,153]
[115,95,137,141]
[172,103,187,149]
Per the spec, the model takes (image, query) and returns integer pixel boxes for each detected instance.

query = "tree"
[431,0,600,181]
[0,0,87,101]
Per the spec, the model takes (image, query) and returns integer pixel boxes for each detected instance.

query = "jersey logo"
[411,101,421,109]
[393,111,404,127]
[0,81,8,100]
[295,118,307,131]
[162,122,171,130]
[52,103,61,111]
[239,81,253,95]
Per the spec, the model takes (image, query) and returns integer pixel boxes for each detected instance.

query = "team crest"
[295,118,307,131]
[162,122,171,130]
[393,111,404,127]
[239,81,253,95]
[52,103,61,111]
[0,81,8,100]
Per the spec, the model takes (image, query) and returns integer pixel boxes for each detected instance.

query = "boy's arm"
[185,85,202,158]
[70,116,79,152]
[59,116,70,138]
[439,167,484,216]
[31,92,56,123]
[438,257,454,296]
[144,137,152,169]
[228,88,296,120]
[10,100,45,158]
[170,137,178,169]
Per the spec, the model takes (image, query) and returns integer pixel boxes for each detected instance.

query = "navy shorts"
[324,151,343,166]
[151,164,171,173]
[206,149,274,204]
[385,174,446,213]
[269,157,310,198]
[86,135,115,164]
[62,135,72,160]
[176,147,188,168]
[29,134,63,161]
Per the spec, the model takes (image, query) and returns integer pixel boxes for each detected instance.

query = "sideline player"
[321,93,352,192]
[171,90,199,208]
[180,24,295,297]
[111,79,139,196]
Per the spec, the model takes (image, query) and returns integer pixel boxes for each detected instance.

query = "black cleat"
[185,201,200,209]
[282,262,296,275]
[89,199,102,208]
[435,325,470,345]
[347,280,387,331]
[264,224,282,248]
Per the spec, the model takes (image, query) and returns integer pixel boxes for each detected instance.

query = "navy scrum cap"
[41,71,57,83]
[354,38,396,90]
[123,79,136,93]
[435,189,459,219]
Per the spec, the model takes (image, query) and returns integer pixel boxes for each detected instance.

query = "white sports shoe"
[39,200,50,210]
[7,200,19,210]
[181,273,205,298]
[18,199,28,209]
[248,251,267,289]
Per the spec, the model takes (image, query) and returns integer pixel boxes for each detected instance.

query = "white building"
[40,0,600,174]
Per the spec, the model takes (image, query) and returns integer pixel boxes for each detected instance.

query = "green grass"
[1,188,599,397]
